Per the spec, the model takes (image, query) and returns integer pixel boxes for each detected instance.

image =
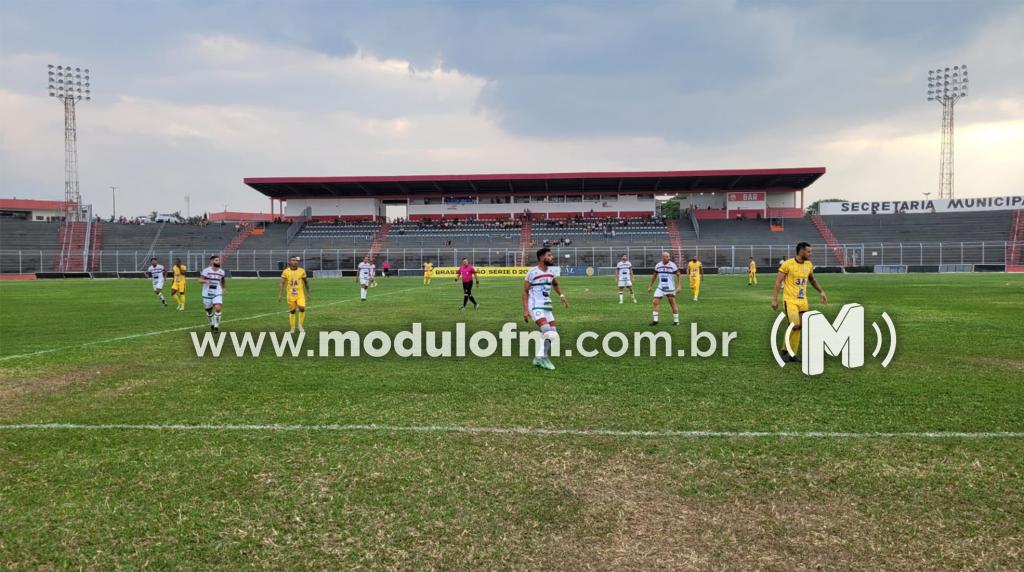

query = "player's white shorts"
[359,277,370,287]
[203,294,223,308]
[531,307,556,325]
[653,287,676,299]
[152,279,164,291]
[618,279,632,288]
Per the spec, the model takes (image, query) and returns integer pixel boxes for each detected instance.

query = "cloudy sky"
[1,0,1022,217]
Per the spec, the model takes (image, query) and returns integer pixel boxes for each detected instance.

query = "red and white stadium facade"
[243,168,824,222]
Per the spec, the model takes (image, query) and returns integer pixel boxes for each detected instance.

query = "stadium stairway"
[220,225,254,267]
[87,221,104,271]
[666,219,685,260]
[517,219,532,265]
[1008,209,1024,272]
[53,221,88,272]
[811,214,848,266]
[367,223,392,258]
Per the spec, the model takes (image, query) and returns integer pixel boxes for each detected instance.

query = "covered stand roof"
[244,168,825,199]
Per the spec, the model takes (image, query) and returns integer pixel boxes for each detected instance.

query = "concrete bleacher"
[0,219,61,273]
[532,218,671,247]
[820,211,1013,244]
[820,211,1014,266]
[692,218,821,245]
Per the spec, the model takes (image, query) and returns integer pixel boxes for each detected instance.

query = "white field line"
[0,286,420,362]
[0,423,1021,439]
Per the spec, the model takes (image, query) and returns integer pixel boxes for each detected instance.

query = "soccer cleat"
[473,302,479,309]
[298,326,305,334]
[540,358,556,370]
[532,357,545,368]
[649,321,659,326]
[693,296,699,302]
[459,306,466,311]
[619,300,623,304]
[632,298,637,303]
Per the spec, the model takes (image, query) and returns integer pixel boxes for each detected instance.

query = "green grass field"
[1,274,1022,570]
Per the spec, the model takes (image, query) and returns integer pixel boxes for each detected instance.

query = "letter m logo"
[801,303,865,376]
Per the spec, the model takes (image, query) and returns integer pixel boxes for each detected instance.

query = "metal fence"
[3,241,1019,274]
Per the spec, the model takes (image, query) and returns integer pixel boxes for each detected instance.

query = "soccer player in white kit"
[145,257,168,307]
[615,254,636,304]
[523,247,569,370]
[357,256,374,302]
[199,255,227,332]
[647,251,682,326]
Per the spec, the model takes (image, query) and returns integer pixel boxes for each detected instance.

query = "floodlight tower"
[47,64,92,221]
[927,65,968,200]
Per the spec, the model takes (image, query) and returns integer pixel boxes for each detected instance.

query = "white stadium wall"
[285,198,381,221]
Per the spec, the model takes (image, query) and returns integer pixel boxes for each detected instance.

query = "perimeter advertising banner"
[819,195,1024,215]
[431,266,530,278]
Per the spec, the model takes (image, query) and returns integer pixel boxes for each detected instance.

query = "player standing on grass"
[687,255,703,301]
[456,258,479,310]
[648,251,682,326]
[145,257,168,307]
[279,256,310,333]
[357,256,374,302]
[199,255,226,332]
[771,242,828,362]
[523,247,569,370]
[616,254,636,304]
[748,256,758,286]
[171,258,187,310]
[422,260,434,285]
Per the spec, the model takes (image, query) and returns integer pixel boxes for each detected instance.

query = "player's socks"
[179,294,185,309]
[213,311,222,328]
[632,295,637,303]
[673,313,680,325]
[298,310,305,327]
[159,293,166,306]
[469,295,478,309]
[619,293,623,304]
[788,330,801,356]
[205,308,213,324]
[462,295,469,308]
[289,313,296,331]
[651,311,659,324]
[360,289,367,301]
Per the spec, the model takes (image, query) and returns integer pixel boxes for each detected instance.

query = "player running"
[615,254,636,304]
[422,260,434,285]
[687,256,703,301]
[455,258,479,310]
[357,256,374,302]
[199,255,227,332]
[171,258,187,310]
[771,242,828,362]
[523,247,569,370]
[145,257,168,307]
[279,256,310,333]
[748,256,758,286]
[648,251,682,326]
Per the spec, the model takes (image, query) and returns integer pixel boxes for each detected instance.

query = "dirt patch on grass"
[0,365,128,413]
[970,357,1024,371]
[534,451,1021,571]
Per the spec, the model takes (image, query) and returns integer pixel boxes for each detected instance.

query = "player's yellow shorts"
[783,298,809,325]
[172,280,186,292]
[424,272,433,278]
[287,296,306,310]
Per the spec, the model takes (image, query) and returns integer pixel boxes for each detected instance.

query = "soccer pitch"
[1,274,1022,569]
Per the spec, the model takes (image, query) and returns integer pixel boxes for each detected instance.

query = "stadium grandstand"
[2,169,1022,276]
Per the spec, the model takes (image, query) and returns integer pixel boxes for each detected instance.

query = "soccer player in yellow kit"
[747,257,758,286]
[278,256,311,333]
[687,256,703,301]
[423,260,434,285]
[771,242,828,361]
[171,258,188,310]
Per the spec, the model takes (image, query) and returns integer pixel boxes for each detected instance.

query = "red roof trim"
[244,167,825,186]
[0,198,65,210]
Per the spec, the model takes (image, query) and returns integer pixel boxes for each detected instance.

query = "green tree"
[805,198,847,217]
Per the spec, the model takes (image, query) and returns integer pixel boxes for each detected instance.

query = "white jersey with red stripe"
[525,265,560,311]
[200,266,226,299]
[654,260,679,293]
